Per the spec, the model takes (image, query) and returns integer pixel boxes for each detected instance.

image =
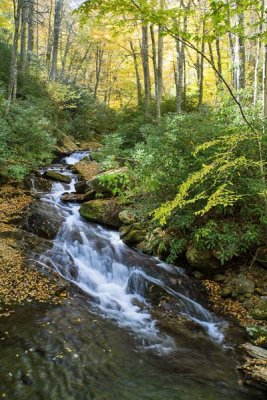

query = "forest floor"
[0,184,67,314]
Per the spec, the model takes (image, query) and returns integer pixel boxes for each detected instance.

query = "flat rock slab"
[43,170,71,184]
[21,202,64,239]
[239,343,267,391]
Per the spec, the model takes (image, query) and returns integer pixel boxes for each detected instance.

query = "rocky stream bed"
[0,148,266,399]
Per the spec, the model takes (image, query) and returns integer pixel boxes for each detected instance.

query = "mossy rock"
[123,230,146,246]
[119,210,136,225]
[251,299,267,321]
[79,199,121,228]
[186,243,221,274]
[86,168,128,197]
[221,274,255,300]
[43,171,71,184]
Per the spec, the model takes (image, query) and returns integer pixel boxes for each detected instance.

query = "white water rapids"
[36,152,225,353]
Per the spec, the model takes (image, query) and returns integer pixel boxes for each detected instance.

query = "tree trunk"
[141,22,151,116]
[8,0,21,103]
[46,0,54,72]
[253,0,264,106]
[156,22,163,122]
[150,24,158,100]
[20,0,27,73]
[94,45,104,99]
[50,0,63,80]
[27,0,34,65]
[129,40,142,107]
[60,20,74,79]
[198,18,205,107]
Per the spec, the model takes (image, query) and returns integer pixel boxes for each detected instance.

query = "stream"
[0,151,264,400]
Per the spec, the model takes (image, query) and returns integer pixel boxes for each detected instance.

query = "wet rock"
[21,203,64,239]
[238,343,267,391]
[186,243,221,274]
[221,274,255,300]
[24,175,52,192]
[118,210,136,225]
[251,299,267,321]
[79,199,121,228]
[61,193,86,203]
[43,171,71,184]
[75,180,87,194]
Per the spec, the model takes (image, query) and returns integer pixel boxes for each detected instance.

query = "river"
[0,151,264,400]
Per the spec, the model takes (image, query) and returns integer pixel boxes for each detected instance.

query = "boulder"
[75,180,88,194]
[24,175,52,192]
[86,168,128,197]
[43,170,71,184]
[119,209,136,225]
[186,243,221,274]
[56,134,79,156]
[122,229,147,246]
[72,160,100,181]
[119,222,146,246]
[61,193,86,203]
[251,299,267,321]
[239,343,267,391]
[221,274,255,301]
[79,199,121,228]
[21,203,64,239]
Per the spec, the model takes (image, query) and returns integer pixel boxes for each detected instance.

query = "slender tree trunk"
[237,4,246,90]
[8,0,21,103]
[253,0,264,106]
[94,45,104,99]
[20,0,27,73]
[50,0,63,80]
[226,0,236,87]
[46,0,54,72]
[60,21,74,79]
[150,25,158,100]
[141,22,151,116]
[27,0,34,65]
[198,18,205,107]
[157,22,163,121]
[129,40,142,107]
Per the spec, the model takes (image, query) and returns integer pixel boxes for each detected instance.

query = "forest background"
[0,0,266,268]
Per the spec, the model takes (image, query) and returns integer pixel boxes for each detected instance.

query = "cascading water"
[37,151,225,352]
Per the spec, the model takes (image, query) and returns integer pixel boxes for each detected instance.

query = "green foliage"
[0,100,56,179]
[99,99,266,265]
[194,220,260,264]
[98,171,130,196]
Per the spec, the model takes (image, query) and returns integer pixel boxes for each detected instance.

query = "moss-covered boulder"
[119,223,146,246]
[251,299,267,321]
[72,160,100,181]
[119,210,136,225]
[86,168,128,197]
[24,175,52,192]
[186,243,221,274]
[79,199,121,228]
[221,274,255,301]
[43,171,71,184]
